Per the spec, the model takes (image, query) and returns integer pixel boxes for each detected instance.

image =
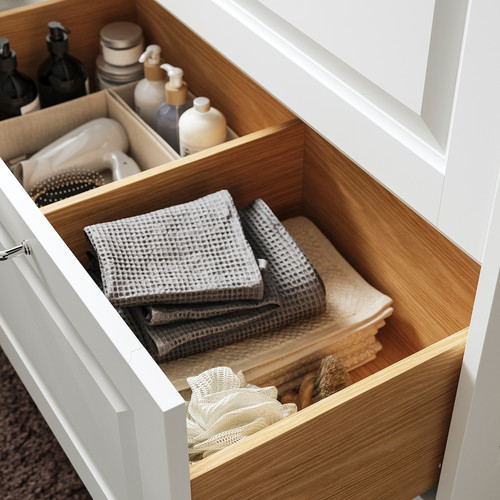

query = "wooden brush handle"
[280,390,298,406]
[298,371,317,410]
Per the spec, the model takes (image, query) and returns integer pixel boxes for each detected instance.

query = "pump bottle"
[0,38,39,121]
[37,21,89,108]
[155,63,192,154]
[134,45,166,128]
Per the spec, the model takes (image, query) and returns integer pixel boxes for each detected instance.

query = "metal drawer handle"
[0,240,31,262]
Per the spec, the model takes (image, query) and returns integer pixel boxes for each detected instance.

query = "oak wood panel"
[190,330,467,499]
[136,0,295,137]
[42,120,305,263]
[301,129,480,373]
[0,0,136,89]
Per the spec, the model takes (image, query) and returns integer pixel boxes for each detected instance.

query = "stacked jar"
[95,21,145,89]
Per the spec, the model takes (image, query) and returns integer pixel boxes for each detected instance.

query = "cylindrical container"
[95,21,144,89]
[95,55,143,90]
[99,22,144,66]
[178,97,226,157]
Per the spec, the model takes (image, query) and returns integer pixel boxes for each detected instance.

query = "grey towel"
[131,198,326,362]
[143,271,281,325]
[84,190,264,307]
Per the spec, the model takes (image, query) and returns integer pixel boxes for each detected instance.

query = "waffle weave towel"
[84,190,264,307]
[142,270,281,326]
[129,198,327,362]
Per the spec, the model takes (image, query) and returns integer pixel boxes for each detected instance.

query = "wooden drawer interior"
[0,0,481,498]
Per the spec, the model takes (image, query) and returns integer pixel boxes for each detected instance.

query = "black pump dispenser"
[37,21,89,108]
[0,38,39,120]
[47,21,70,54]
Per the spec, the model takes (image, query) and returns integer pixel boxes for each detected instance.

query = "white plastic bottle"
[155,64,192,154]
[178,97,226,157]
[134,45,166,128]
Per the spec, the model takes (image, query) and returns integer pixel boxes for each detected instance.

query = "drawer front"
[0,163,190,500]
[190,331,466,499]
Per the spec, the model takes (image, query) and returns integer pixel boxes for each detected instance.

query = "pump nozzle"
[139,44,161,65]
[160,63,184,89]
[0,38,11,58]
[0,38,17,72]
[48,21,70,41]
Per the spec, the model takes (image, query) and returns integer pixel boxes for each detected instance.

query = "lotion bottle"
[0,38,39,120]
[178,97,226,157]
[134,45,166,128]
[155,64,192,154]
[37,21,89,108]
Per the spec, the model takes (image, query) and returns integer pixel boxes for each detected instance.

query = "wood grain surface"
[190,330,467,499]
[302,128,480,382]
[43,120,305,263]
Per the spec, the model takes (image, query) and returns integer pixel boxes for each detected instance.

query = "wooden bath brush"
[280,355,352,410]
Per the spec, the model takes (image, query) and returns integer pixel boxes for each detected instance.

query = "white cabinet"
[157,0,500,262]
[0,164,190,499]
[437,161,500,498]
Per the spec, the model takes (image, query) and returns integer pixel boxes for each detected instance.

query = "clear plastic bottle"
[134,45,166,128]
[178,97,226,157]
[155,64,192,154]
[37,21,89,108]
[0,38,39,120]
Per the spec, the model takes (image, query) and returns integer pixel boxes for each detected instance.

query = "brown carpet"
[0,348,91,499]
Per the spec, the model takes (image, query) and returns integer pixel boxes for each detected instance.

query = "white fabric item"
[186,366,296,462]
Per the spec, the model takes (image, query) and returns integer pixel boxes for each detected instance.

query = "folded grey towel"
[132,198,326,362]
[143,271,281,325]
[84,190,264,307]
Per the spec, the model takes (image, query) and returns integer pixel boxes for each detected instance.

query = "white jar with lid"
[95,21,145,89]
[99,21,144,66]
[178,97,227,157]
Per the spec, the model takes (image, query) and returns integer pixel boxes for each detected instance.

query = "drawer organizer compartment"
[0,89,178,199]
[0,1,480,499]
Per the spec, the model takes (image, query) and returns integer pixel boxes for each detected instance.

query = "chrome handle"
[0,240,31,262]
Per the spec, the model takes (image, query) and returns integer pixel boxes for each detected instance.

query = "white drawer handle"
[0,241,31,262]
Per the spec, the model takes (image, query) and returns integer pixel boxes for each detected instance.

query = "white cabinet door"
[156,0,500,262]
[437,173,500,499]
[0,163,190,500]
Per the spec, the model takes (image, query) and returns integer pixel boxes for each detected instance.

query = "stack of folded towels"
[84,190,327,362]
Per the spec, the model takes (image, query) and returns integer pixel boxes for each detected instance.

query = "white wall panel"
[256,0,435,114]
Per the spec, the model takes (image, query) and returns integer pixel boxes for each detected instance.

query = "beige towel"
[162,216,393,396]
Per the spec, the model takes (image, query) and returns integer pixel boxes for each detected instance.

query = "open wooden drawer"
[0,1,480,499]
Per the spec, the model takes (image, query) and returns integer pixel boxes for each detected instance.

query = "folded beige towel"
[162,216,393,396]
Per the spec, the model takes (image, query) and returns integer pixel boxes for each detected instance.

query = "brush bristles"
[278,355,352,408]
[312,355,351,402]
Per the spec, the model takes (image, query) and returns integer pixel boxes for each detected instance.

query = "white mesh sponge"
[186,366,296,462]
